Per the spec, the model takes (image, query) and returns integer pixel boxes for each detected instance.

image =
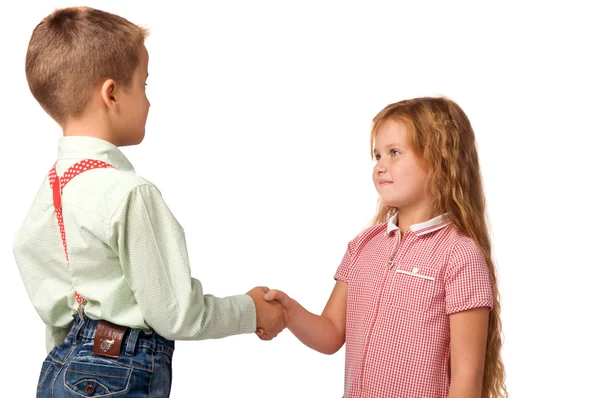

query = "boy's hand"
[246,286,288,340]
[256,289,294,340]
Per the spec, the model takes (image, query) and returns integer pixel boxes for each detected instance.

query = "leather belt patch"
[93,320,127,358]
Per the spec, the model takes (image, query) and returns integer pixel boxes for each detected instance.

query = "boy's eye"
[391,150,401,156]
[374,154,381,160]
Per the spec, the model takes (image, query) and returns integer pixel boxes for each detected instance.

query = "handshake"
[246,286,292,341]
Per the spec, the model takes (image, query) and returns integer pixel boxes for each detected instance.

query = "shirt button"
[85,384,95,395]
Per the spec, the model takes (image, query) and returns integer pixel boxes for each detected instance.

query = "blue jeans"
[37,315,174,397]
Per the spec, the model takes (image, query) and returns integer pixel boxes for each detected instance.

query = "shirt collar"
[57,136,135,172]
[386,213,451,236]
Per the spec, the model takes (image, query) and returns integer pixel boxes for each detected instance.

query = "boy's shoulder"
[76,165,152,191]
[60,166,162,219]
[98,167,161,201]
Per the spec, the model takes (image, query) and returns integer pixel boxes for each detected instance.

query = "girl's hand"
[255,289,293,340]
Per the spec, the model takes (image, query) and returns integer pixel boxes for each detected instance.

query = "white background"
[1,1,599,396]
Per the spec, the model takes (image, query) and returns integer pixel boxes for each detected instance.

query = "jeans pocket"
[37,360,53,388]
[63,359,132,396]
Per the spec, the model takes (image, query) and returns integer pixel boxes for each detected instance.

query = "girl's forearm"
[286,299,345,355]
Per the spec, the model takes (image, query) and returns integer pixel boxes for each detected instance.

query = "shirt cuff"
[446,299,494,315]
[235,294,257,333]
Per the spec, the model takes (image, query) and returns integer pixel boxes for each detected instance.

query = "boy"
[14,7,286,397]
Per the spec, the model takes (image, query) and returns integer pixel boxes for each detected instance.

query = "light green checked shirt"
[14,136,256,353]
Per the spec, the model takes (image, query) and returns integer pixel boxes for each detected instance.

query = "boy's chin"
[119,132,145,146]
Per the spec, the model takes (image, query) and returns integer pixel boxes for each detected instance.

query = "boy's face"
[115,45,150,146]
[372,119,432,213]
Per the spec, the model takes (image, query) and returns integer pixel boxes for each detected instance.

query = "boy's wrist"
[238,294,258,333]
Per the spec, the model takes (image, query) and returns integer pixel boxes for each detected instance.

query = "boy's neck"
[63,111,118,146]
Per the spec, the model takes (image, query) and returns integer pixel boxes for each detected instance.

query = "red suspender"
[48,159,114,304]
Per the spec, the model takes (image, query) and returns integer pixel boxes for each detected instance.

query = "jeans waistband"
[67,314,174,357]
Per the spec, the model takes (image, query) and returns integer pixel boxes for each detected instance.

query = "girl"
[260,97,506,397]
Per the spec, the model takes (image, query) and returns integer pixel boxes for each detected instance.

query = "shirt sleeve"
[334,244,354,283]
[112,184,256,340]
[46,324,71,353]
[445,239,494,315]
[334,225,382,283]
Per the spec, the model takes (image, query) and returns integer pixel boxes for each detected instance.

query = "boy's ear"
[100,79,118,110]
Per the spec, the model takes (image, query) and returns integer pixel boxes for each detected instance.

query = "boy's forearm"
[286,299,344,355]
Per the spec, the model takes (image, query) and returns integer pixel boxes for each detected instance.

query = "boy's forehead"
[136,45,149,75]
[141,45,149,64]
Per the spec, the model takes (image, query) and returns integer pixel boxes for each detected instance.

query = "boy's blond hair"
[25,7,149,125]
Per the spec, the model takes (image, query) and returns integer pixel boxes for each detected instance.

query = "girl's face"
[372,119,432,216]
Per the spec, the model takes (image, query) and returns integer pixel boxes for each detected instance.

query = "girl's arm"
[448,307,490,398]
[261,281,347,355]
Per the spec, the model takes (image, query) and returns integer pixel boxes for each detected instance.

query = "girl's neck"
[394,206,436,233]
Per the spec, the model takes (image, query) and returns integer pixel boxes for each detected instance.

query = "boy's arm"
[113,184,285,340]
[262,281,347,354]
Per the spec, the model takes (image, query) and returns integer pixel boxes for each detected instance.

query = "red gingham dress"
[335,214,493,398]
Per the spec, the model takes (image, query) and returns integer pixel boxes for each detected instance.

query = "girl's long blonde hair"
[370,97,506,397]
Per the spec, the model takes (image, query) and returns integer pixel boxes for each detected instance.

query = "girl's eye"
[391,150,401,156]
[374,154,381,160]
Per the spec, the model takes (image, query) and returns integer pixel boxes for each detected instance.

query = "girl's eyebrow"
[373,143,402,152]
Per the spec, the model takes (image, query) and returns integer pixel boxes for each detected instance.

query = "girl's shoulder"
[446,227,484,256]
[346,221,388,252]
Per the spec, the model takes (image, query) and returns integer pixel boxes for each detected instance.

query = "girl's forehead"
[374,123,409,146]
